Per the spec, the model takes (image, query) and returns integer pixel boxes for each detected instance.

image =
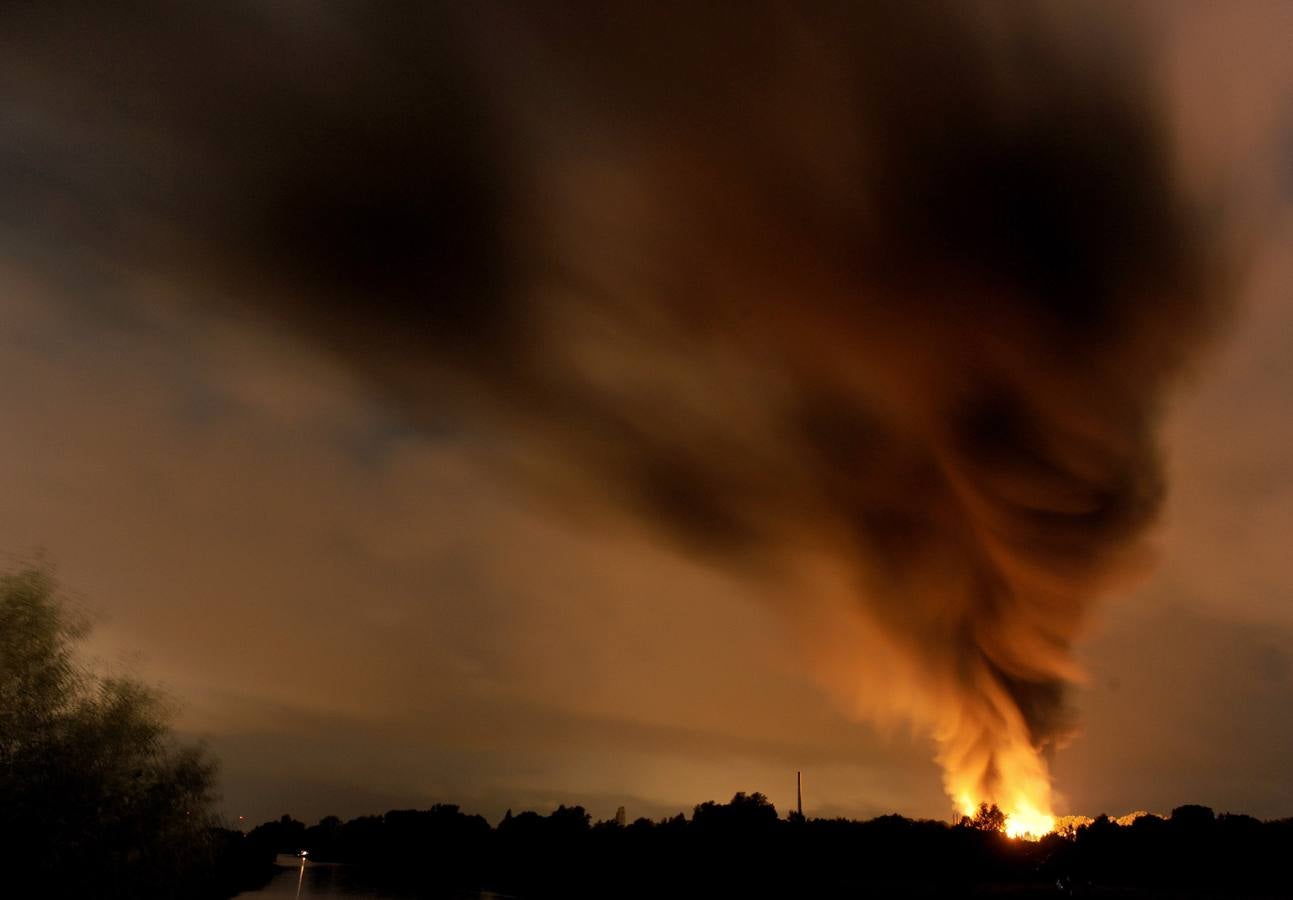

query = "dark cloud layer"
[0,3,1233,818]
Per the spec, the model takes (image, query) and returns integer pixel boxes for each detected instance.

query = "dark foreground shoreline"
[217,795,1293,899]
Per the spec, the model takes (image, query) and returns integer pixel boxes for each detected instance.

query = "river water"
[234,858,507,899]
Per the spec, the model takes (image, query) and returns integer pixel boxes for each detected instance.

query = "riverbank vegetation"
[0,564,247,898]
[240,795,1293,898]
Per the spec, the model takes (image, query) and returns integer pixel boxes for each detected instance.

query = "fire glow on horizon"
[1003,807,1056,841]
[0,2,1252,830]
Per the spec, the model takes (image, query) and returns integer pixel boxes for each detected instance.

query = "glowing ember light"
[1003,805,1055,840]
[956,796,1056,840]
[943,698,1059,841]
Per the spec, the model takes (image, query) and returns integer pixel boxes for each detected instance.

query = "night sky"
[2,3,1291,829]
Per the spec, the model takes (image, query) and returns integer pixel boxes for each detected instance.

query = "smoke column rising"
[0,3,1226,827]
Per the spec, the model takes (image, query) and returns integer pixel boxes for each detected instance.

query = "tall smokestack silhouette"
[797,771,803,820]
[0,3,1227,826]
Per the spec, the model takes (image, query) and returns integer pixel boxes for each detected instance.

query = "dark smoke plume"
[0,3,1224,819]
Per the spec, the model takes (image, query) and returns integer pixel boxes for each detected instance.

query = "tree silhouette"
[0,565,219,898]
[962,803,1006,833]
[221,797,1293,899]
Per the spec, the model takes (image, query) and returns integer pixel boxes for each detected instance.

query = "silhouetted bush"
[0,565,224,898]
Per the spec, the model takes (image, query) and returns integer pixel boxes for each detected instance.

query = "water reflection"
[235,859,504,899]
[234,859,402,898]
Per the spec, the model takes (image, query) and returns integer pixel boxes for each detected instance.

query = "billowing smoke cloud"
[0,3,1224,823]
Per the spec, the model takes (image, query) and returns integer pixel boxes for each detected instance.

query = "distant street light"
[295,849,308,899]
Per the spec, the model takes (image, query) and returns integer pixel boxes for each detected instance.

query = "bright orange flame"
[955,795,1055,840]
[1003,804,1055,840]
[942,681,1058,841]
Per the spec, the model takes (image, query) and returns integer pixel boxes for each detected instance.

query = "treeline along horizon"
[223,792,1293,898]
